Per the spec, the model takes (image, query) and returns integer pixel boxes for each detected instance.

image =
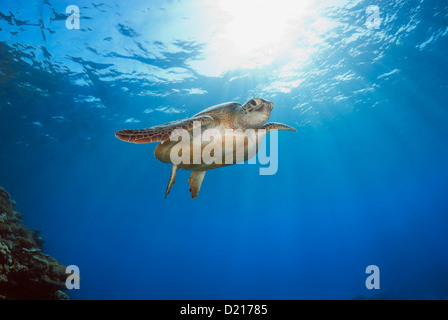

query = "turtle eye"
[249,99,257,106]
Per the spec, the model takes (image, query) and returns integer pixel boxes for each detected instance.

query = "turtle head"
[237,98,273,128]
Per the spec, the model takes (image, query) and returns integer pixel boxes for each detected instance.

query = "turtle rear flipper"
[165,164,179,199]
[115,115,214,144]
[188,171,206,199]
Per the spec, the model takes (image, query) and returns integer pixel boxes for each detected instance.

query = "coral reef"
[0,186,69,300]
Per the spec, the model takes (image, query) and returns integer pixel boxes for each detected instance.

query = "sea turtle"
[115,98,296,198]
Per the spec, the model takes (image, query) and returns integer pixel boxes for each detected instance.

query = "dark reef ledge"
[0,186,69,300]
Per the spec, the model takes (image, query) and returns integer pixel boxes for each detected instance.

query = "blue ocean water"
[1,0,448,299]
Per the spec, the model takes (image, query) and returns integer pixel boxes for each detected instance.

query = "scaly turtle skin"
[115,98,296,198]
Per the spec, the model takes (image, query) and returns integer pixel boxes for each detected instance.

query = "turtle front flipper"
[261,122,297,132]
[165,164,179,199]
[188,171,206,199]
[115,115,215,144]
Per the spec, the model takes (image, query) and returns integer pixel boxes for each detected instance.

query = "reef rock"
[0,186,69,300]
[0,187,14,217]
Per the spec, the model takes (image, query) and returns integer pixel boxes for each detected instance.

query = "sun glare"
[194,0,310,76]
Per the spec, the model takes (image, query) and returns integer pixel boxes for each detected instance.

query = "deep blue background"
[1,0,448,299]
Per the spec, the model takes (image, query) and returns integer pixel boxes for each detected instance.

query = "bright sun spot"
[189,0,311,77]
